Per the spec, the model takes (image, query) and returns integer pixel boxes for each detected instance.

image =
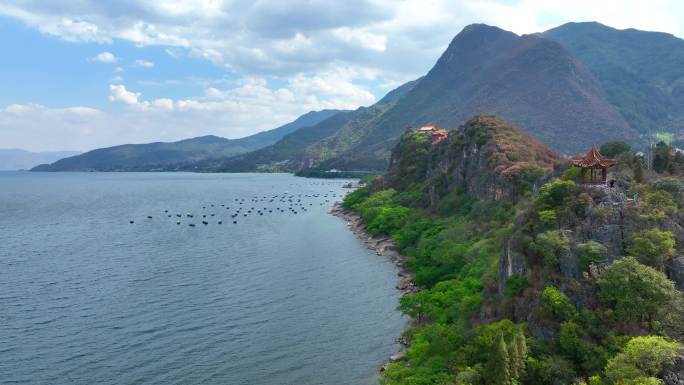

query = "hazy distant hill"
[210,78,420,172]
[544,21,684,135]
[31,109,341,171]
[0,149,81,170]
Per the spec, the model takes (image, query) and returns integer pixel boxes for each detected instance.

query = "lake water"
[0,172,404,385]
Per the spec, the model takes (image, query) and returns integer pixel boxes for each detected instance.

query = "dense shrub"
[625,229,675,270]
[652,177,684,200]
[604,336,680,384]
[642,190,678,220]
[526,355,576,385]
[536,179,577,209]
[597,257,677,322]
[576,241,608,272]
[399,278,482,323]
[600,141,631,158]
[530,230,570,269]
[537,209,557,230]
[541,286,577,321]
[505,274,530,297]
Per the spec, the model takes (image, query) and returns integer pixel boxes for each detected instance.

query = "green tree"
[625,229,675,270]
[576,241,608,272]
[525,355,575,385]
[505,274,529,297]
[454,366,482,385]
[653,177,684,200]
[531,230,570,270]
[538,209,557,230]
[633,156,645,183]
[541,286,576,321]
[509,329,527,381]
[600,141,631,158]
[653,142,672,174]
[605,336,680,384]
[642,190,678,220]
[485,333,511,385]
[536,179,577,209]
[597,257,677,322]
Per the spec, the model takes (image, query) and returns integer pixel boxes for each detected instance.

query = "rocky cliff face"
[384,115,562,203]
[664,354,684,385]
[498,181,684,296]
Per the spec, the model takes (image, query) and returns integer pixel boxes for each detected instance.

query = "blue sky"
[1,0,683,152]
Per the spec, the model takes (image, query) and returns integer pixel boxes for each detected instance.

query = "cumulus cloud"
[108,84,140,105]
[0,72,378,151]
[4,0,683,81]
[3,0,684,151]
[90,51,118,63]
[108,72,375,114]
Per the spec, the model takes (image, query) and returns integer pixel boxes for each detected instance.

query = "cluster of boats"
[129,191,340,227]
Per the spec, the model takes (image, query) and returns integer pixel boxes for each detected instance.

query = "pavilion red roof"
[571,145,616,168]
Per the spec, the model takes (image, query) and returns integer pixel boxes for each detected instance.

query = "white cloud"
[108,72,375,114]
[90,51,118,63]
[132,59,154,68]
[3,0,684,151]
[2,0,683,78]
[108,84,140,105]
[0,74,375,151]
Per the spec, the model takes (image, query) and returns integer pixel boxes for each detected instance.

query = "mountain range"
[32,109,341,171]
[33,21,684,173]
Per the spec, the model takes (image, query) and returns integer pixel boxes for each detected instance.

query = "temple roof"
[571,144,617,168]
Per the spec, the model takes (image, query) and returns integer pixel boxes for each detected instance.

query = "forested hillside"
[342,116,684,385]
[545,22,684,135]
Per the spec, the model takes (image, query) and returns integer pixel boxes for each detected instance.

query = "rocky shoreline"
[330,203,420,295]
[330,202,421,369]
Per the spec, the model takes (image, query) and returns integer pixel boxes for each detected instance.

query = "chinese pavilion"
[571,145,616,185]
[418,124,449,143]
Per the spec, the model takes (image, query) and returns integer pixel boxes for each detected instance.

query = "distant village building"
[571,144,616,185]
[417,124,448,143]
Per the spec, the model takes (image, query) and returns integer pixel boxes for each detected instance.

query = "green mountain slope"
[31,109,342,171]
[544,22,684,134]
[329,24,634,165]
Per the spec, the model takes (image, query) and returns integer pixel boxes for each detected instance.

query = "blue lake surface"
[0,172,405,385]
